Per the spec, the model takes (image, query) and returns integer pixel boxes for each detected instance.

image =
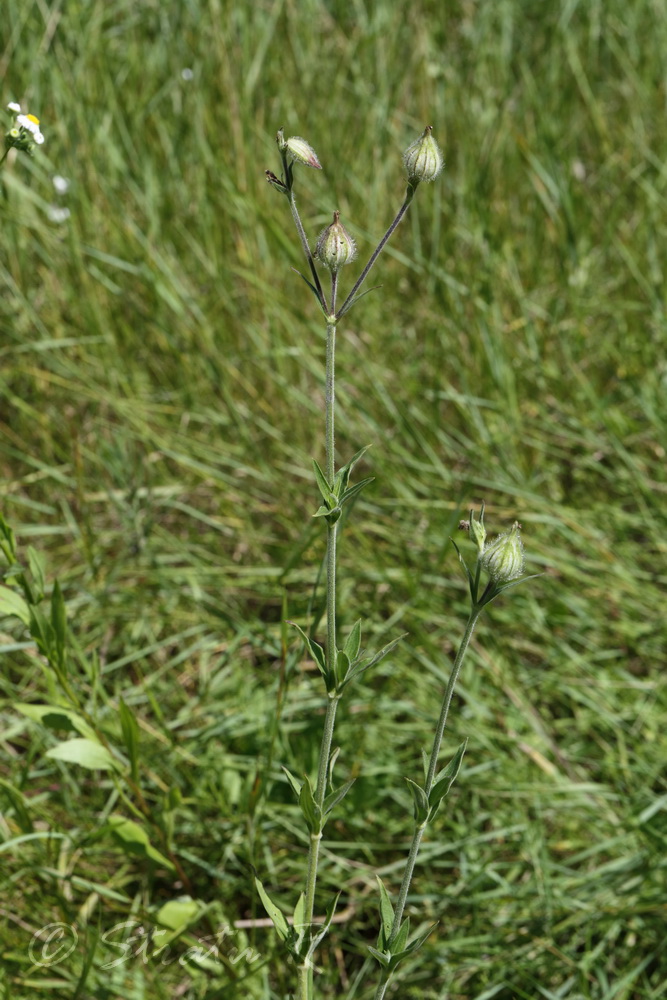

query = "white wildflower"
[17,113,41,135]
[47,205,71,223]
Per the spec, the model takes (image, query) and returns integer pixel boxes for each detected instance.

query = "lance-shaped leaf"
[333,444,372,496]
[323,778,355,818]
[428,739,468,819]
[309,890,341,955]
[392,916,410,956]
[292,892,308,955]
[450,538,478,604]
[16,703,96,741]
[421,748,430,784]
[299,775,322,834]
[405,778,429,824]
[29,605,55,660]
[368,944,391,968]
[288,621,328,682]
[290,266,325,307]
[477,573,542,608]
[0,585,30,626]
[313,503,340,520]
[282,765,302,800]
[340,633,406,690]
[335,648,350,687]
[339,477,375,508]
[254,876,292,943]
[327,746,341,791]
[376,876,395,949]
[389,922,438,968]
[343,620,362,663]
[108,815,175,869]
[336,283,382,320]
[312,459,338,510]
[47,738,118,772]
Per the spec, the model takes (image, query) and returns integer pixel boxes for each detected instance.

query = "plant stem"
[336,184,416,319]
[298,318,340,1000]
[297,960,312,1000]
[289,192,327,310]
[324,320,336,483]
[373,604,483,1000]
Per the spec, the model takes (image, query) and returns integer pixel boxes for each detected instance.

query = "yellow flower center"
[27,113,40,125]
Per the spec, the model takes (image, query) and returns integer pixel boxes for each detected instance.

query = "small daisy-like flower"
[4,105,45,157]
[17,113,41,135]
[53,175,70,194]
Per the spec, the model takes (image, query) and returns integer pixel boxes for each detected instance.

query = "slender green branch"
[373,604,483,1000]
[336,184,417,319]
[330,271,338,318]
[423,607,480,798]
[289,192,327,311]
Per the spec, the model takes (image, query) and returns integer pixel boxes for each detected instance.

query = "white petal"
[7,101,21,112]
[34,132,45,144]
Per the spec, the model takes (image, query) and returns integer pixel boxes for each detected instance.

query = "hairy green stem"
[298,319,340,1000]
[297,960,312,1000]
[289,192,327,310]
[373,604,482,1000]
[336,185,416,319]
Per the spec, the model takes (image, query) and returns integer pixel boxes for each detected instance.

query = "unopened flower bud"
[284,135,322,170]
[315,211,356,272]
[480,522,525,583]
[403,125,443,184]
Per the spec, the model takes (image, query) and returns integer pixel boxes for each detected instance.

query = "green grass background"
[1,0,666,997]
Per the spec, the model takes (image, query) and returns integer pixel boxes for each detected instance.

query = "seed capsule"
[480,522,525,583]
[403,125,443,184]
[315,212,356,273]
[284,135,322,170]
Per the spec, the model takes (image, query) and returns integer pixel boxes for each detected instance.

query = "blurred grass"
[1,0,666,997]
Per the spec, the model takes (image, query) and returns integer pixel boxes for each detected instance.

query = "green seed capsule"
[315,212,356,273]
[403,126,443,184]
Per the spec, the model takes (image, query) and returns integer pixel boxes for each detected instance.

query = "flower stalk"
[372,605,482,1000]
[370,510,534,997]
